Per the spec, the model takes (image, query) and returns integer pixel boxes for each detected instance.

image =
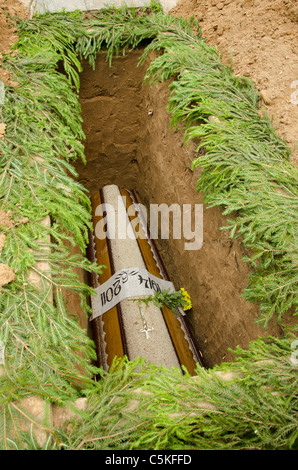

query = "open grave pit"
[70,49,283,368]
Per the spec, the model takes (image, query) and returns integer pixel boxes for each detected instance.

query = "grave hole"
[66,48,283,369]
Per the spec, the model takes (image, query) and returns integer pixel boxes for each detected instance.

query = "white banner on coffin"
[90,267,175,320]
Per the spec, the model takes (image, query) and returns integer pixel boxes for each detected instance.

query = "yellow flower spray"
[131,287,192,315]
[180,287,192,311]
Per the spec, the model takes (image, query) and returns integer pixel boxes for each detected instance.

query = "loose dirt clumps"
[0,1,27,289]
[0,0,27,86]
[0,210,15,287]
[0,263,15,287]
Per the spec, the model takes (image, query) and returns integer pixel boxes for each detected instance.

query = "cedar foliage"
[0,7,297,450]
[59,346,297,450]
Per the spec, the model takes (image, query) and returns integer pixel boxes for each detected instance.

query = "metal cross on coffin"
[138,306,154,340]
[140,325,154,339]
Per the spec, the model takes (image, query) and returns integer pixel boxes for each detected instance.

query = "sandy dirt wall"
[77,51,144,193]
[136,69,284,366]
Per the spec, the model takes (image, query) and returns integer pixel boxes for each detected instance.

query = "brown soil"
[0,262,15,287]
[0,0,27,86]
[0,210,15,287]
[0,1,296,367]
[171,0,298,164]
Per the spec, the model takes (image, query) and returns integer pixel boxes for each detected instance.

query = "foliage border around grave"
[0,6,297,450]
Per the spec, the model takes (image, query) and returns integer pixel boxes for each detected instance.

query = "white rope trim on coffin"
[90,267,185,320]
